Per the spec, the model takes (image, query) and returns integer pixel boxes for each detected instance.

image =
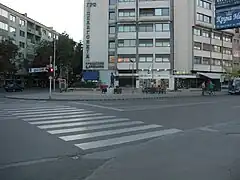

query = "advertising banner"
[215,8,240,29]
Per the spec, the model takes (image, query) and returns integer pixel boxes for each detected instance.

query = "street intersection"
[0,93,240,180]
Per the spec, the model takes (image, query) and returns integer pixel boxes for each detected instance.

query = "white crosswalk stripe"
[4,104,183,152]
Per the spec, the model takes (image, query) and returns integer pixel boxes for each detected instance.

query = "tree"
[32,40,53,68]
[31,32,83,81]
[0,38,19,74]
[225,67,240,78]
[72,41,83,74]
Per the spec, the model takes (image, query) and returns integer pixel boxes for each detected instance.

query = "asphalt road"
[0,93,240,180]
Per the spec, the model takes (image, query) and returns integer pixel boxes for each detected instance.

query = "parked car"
[4,83,24,92]
[228,78,240,95]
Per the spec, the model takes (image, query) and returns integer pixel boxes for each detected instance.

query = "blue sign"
[83,71,99,80]
[215,8,240,29]
[215,0,240,9]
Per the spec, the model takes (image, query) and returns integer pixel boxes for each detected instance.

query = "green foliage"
[225,67,240,77]
[0,38,19,73]
[31,32,83,79]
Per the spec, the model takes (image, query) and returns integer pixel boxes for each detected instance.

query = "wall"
[174,0,194,73]
[83,0,109,70]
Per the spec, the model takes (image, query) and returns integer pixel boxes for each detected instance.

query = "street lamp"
[130,59,134,93]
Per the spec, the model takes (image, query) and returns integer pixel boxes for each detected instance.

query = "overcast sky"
[1,0,84,42]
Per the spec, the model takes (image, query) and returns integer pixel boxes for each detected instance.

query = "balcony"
[27,27,35,34]
[117,16,136,23]
[139,15,170,22]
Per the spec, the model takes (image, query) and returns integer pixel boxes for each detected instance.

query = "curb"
[5,93,228,101]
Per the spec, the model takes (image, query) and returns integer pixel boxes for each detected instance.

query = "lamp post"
[53,37,56,91]
[130,59,134,93]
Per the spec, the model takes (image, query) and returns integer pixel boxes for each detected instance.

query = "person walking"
[201,81,206,96]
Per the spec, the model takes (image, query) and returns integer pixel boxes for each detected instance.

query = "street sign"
[28,67,47,73]
[85,62,104,69]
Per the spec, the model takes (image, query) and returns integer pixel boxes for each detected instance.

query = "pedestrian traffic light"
[49,67,54,73]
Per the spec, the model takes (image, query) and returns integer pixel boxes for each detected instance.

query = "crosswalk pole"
[49,56,52,99]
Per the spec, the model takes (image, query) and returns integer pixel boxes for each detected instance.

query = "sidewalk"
[5,89,228,101]
[85,121,240,180]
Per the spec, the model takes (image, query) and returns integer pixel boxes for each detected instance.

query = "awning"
[197,72,222,79]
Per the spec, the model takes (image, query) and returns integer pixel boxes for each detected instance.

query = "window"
[139,9,154,16]
[202,57,210,65]
[212,32,221,40]
[109,0,117,5]
[155,54,170,62]
[194,42,202,50]
[109,12,115,20]
[109,26,115,34]
[0,21,8,31]
[19,19,25,26]
[118,0,135,2]
[118,39,136,47]
[155,8,169,16]
[223,60,232,67]
[10,15,16,22]
[155,23,170,32]
[118,54,136,62]
[109,41,115,49]
[118,25,136,32]
[118,9,135,17]
[139,24,153,32]
[109,55,115,63]
[194,56,202,64]
[19,42,25,48]
[197,13,211,23]
[139,39,153,47]
[155,39,170,46]
[202,30,210,37]
[0,8,8,18]
[223,35,232,42]
[194,28,201,36]
[223,47,232,55]
[203,43,212,51]
[212,59,221,66]
[212,45,221,53]
[10,26,16,32]
[197,0,211,10]
[139,54,153,62]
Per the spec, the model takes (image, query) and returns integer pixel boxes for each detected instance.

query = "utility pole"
[53,38,56,91]
[49,56,52,99]
[135,0,139,88]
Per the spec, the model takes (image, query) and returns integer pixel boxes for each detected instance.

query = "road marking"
[48,121,145,134]
[16,111,93,118]
[6,107,75,113]
[4,105,68,111]
[30,116,116,125]
[12,109,82,115]
[24,113,102,121]
[75,128,182,150]
[38,118,130,129]
[60,124,162,141]
[71,102,124,112]
[122,101,221,111]
[232,105,240,108]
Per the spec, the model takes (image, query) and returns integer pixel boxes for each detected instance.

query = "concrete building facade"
[0,3,58,72]
[83,0,238,89]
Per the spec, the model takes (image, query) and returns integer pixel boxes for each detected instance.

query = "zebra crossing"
[3,103,182,152]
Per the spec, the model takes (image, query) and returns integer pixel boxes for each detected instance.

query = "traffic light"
[49,67,54,73]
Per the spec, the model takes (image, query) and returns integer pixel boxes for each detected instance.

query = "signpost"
[49,56,52,99]
[215,0,240,30]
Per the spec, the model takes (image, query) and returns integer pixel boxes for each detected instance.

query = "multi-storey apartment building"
[0,3,58,71]
[83,0,238,89]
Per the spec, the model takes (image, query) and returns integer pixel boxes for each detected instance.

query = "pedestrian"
[201,81,206,96]
[208,80,214,95]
